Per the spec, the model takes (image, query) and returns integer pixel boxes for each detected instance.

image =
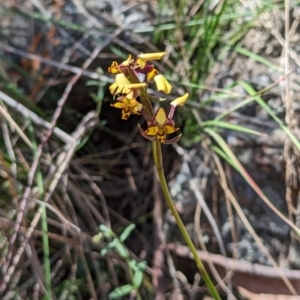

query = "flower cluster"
[108,52,188,144]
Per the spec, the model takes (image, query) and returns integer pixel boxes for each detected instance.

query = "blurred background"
[0,0,300,299]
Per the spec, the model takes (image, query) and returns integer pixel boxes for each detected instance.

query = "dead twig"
[167,243,300,295]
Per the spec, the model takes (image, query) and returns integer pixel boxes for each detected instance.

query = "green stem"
[152,141,221,300]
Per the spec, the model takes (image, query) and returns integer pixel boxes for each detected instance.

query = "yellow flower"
[138,107,180,144]
[108,61,120,73]
[108,55,134,73]
[110,82,146,120]
[111,97,143,120]
[136,52,167,69]
[154,74,172,94]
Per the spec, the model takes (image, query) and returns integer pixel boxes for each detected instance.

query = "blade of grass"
[234,46,283,72]
[150,2,284,34]
[28,121,51,299]
[202,120,267,136]
[214,72,292,122]
[239,80,300,152]
[204,127,300,236]
[210,146,297,295]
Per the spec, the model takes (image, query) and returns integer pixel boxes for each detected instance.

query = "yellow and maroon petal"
[138,124,157,142]
[164,125,178,134]
[121,110,131,120]
[145,126,159,136]
[157,128,167,144]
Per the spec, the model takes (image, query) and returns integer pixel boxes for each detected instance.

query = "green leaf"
[108,284,134,299]
[137,261,147,271]
[114,242,128,258]
[119,224,136,242]
[100,239,119,256]
[129,259,137,271]
[100,246,109,256]
[99,225,113,238]
[133,269,144,288]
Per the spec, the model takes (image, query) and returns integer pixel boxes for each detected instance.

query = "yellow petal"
[138,52,167,61]
[109,82,118,95]
[136,52,167,69]
[115,73,131,86]
[170,93,189,107]
[154,74,172,94]
[146,68,159,82]
[145,126,158,136]
[115,74,131,93]
[164,125,178,134]
[136,102,143,112]
[126,90,137,100]
[108,61,120,73]
[122,98,143,113]
[111,102,125,109]
[124,82,147,89]
[128,101,143,112]
[123,99,137,107]
[155,107,168,125]
[135,58,147,69]
[120,54,133,67]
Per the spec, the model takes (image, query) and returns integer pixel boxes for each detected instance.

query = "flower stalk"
[152,141,221,300]
[108,52,221,299]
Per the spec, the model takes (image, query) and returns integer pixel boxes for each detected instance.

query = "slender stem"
[152,141,221,300]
